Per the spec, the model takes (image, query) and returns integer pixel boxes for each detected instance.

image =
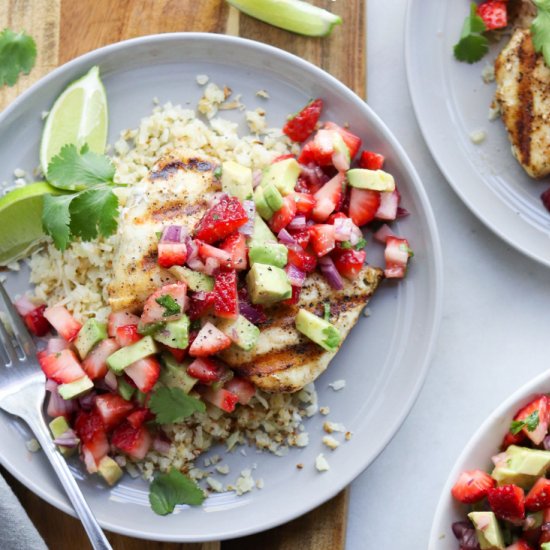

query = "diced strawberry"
[309,224,336,257]
[124,357,161,393]
[327,212,347,224]
[82,338,120,380]
[507,541,534,550]
[298,141,316,165]
[487,484,525,522]
[293,192,316,215]
[46,337,70,355]
[187,357,227,383]
[311,129,340,166]
[111,422,152,460]
[39,349,87,384]
[514,395,550,445]
[283,98,323,142]
[115,325,141,347]
[373,223,396,244]
[384,237,412,279]
[451,469,496,504]
[349,188,381,226]
[201,387,239,413]
[312,173,345,222]
[220,232,248,271]
[272,154,296,163]
[187,291,215,320]
[94,394,134,431]
[23,305,51,337]
[141,282,187,325]
[294,176,311,194]
[107,311,140,337]
[290,228,311,249]
[359,150,385,170]
[74,411,109,465]
[198,241,233,270]
[332,247,366,280]
[165,345,186,363]
[477,1,508,30]
[213,271,239,319]
[189,322,232,357]
[43,305,82,342]
[158,242,187,269]
[270,195,297,233]
[283,285,302,305]
[525,478,550,512]
[195,196,248,244]
[501,429,527,451]
[542,187,550,213]
[127,408,150,429]
[375,189,399,221]
[287,245,317,273]
[224,377,256,405]
[81,445,99,474]
[324,122,362,159]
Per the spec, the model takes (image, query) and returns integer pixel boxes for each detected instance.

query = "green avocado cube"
[169,265,214,292]
[74,319,107,359]
[492,445,550,489]
[160,354,198,394]
[254,186,274,220]
[97,456,123,486]
[246,263,292,305]
[347,168,396,192]
[249,242,288,268]
[218,315,261,351]
[247,213,277,246]
[263,181,284,212]
[295,309,341,352]
[49,416,78,457]
[541,543,550,550]
[221,160,253,201]
[117,377,135,401]
[261,158,300,196]
[153,315,189,349]
[467,512,504,550]
[58,376,94,400]
[107,335,158,374]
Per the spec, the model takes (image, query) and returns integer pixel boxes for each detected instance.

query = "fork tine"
[0,283,36,359]
[0,311,19,365]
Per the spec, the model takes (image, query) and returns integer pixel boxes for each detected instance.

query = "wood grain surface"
[0,1,366,548]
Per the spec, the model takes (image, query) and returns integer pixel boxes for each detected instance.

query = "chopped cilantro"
[0,28,36,87]
[214,166,222,179]
[355,238,367,250]
[510,410,540,435]
[149,468,205,515]
[453,3,489,64]
[340,241,352,249]
[323,302,331,321]
[155,295,181,317]
[149,386,205,424]
[532,0,550,67]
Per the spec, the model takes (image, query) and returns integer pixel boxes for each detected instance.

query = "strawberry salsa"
[450,395,550,550]
[16,98,412,512]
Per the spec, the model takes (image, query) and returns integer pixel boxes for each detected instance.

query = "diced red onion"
[186,237,198,262]
[285,264,306,287]
[187,256,205,272]
[46,337,70,354]
[239,200,255,236]
[287,215,307,231]
[252,170,263,189]
[396,207,410,219]
[301,163,329,187]
[14,295,39,316]
[45,378,58,393]
[318,256,344,290]
[544,435,550,451]
[277,228,296,245]
[239,301,266,325]
[46,382,76,418]
[161,225,182,243]
[53,428,80,448]
[153,435,172,455]
[104,370,118,391]
[204,257,220,275]
[373,223,396,244]
[78,391,96,411]
[208,192,228,208]
[451,521,479,550]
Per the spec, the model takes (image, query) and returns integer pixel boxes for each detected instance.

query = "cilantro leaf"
[323,302,331,321]
[340,241,352,250]
[322,326,341,352]
[149,468,205,515]
[453,3,489,64]
[0,29,36,87]
[509,410,540,435]
[532,0,550,67]
[155,295,181,317]
[355,238,367,250]
[69,186,119,241]
[42,193,75,251]
[149,386,205,424]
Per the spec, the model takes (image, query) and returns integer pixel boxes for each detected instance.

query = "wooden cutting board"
[0,1,365,548]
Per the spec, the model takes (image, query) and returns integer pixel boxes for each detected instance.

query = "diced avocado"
[261,158,300,196]
[347,168,396,192]
[160,355,198,394]
[526,511,544,529]
[74,319,107,359]
[137,321,164,335]
[332,132,350,165]
[58,376,94,400]
[107,335,158,374]
[221,160,253,201]
[263,182,284,212]
[117,377,135,401]
[246,263,292,305]
[217,315,260,351]
[254,186,274,220]
[249,242,288,268]
[97,456,123,486]
[541,543,550,550]
[492,445,550,489]
[467,512,504,550]
[169,265,214,292]
[295,309,341,352]
[153,315,189,349]
[248,213,277,245]
[49,416,77,457]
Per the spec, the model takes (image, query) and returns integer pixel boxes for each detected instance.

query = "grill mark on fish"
[151,158,214,179]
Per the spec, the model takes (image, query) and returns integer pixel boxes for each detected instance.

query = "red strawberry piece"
[451,469,496,504]
[324,121,362,159]
[43,305,82,342]
[294,176,311,194]
[272,154,296,163]
[385,237,412,279]
[74,410,109,465]
[349,188,381,226]
[487,484,525,522]
[107,311,140,337]
[287,245,317,273]
[187,357,227,383]
[127,408,150,429]
[270,195,298,233]
[195,196,248,244]
[525,478,550,512]
[477,1,508,30]
[213,270,239,319]
[124,356,161,393]
[290,228,311,249]
[94,394,134,431]
[359,150,385,170]
[224,377,256,405]
[283,98,323,142]
[501,428,527,451]
[157,241,187,269]
[115,324,141,347]
[506,542,534,550]
[23,304,51,337]
[189,322,232,357]
[310,129,338,166]
[293,192,316,215]
[141,282,187,325]
[283,285,302,306]
[164,345,186,363]
[82,338,120,380]
[197,240,233,270]
[514,395,550,445]
[111,422,152,460]
[312,173,345,222]
[332,247,366,280]
[39,349,87,384]
[298,141,316,165]
[327,211,347,224]
[220,232,248,271]
[375,189,399,221]
[542,187,550,213]
[187,291,216,320]
[201,387,239,413]
[309,224,336,257]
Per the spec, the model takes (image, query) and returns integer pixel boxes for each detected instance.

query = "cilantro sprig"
[42,144,121,251]
[453,3,489,64]
[155,295,181,317]
[0,28,36,87]
[532,0,550,66]
[149,468,205,515]
[149,386,206,424]
[509,410,540,435]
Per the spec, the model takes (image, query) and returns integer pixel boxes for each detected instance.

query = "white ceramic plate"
[429,368,550,549]
[0,33,442,542]
[406,1,550,267]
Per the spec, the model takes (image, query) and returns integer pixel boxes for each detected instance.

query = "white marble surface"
[346,1,550,548]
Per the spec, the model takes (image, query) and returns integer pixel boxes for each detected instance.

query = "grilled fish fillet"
[494,28,550,178]
[108,153,219,311]
[220,267,383,393]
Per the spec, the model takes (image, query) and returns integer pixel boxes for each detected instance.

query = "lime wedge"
[40,66,108,177]
[227,0,342,36]
[0,182,61,265]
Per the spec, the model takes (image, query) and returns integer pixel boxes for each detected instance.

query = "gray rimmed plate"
[0,33,442,542]
[406,1,550,268]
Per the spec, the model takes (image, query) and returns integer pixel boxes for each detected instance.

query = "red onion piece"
[451,521,479,550]
[318,256,344,290]
[14,295,39,316]
[45,378,58,393]
[252,170,263,189]
[104,370,118,391]
[53,428,80,448]
[46,383,76,418]
[396,206,410,219]
[78,391,96,411]
[204,257,220,275]
[301,163,329,187]
[153,435,172,455]
[285,264,306,287]
[287,215,307,231]
[161,225,182,243]
[239,200,255,236]
[333,218,352,241]
[373,223,396,244]
[277,228,296,245]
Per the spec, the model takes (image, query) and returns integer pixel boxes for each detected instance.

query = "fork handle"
[27,415,112,550]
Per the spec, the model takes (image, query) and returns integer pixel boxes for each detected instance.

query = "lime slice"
[0,182,60,265]
[40,65,108,177]
[227,0,342,36]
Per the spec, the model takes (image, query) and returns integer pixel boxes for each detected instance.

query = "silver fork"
[0,283,112,550]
